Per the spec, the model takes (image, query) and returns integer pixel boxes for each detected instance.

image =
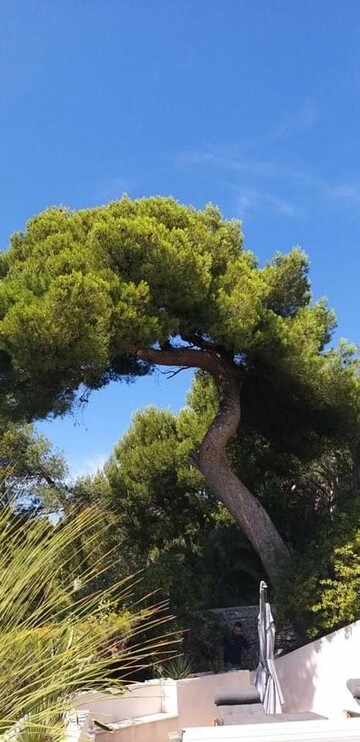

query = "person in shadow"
[223,621,249,670]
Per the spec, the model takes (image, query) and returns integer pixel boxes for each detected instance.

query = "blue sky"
[1,0,360,477]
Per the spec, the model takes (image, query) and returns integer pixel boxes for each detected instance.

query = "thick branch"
[122,342,220,373]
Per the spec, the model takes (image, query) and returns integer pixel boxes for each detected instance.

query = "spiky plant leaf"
[0,498,175,739]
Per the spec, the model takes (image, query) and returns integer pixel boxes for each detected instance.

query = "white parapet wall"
[74,679,176,724]
[275,619,360,719]
[176,670,250,729]
[72,671,251,742]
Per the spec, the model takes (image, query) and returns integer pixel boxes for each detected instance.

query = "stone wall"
[196,605,298,670]
[196,605,259,669]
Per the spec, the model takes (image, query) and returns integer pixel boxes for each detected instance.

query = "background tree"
[101,405,262,612]
[67,378,360,629]
[1,197,359,585]
[275,448,360,638]
[174,369,360,631]
[57,404,262,618]
[77,371,360,636]
[0,420,67,514]
[184,369,360,550]
[104,406,217,553]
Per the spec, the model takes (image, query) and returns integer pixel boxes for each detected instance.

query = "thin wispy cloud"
[266,195,300,217]
[177,148,317,187]
[176,93,357,219]
[325,183,360,207]
[235,187,300,219]
[270,99,319,142]
[177,150,289,179]
[236,188,259,216]
[178,145,360,217]
[96,176,134,204]
[68,453,108,481]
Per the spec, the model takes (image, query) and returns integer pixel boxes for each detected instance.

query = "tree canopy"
[1,196,359,585]
[103,404,262,610]
[0,196,347,421]
[0,420,67,514]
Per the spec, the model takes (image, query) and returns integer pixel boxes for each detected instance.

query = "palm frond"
[0,502,175,737]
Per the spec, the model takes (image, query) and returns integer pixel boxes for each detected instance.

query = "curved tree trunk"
[131,345,291,588]
[194,359,291,587]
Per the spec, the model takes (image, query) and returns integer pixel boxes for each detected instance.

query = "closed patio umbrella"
[255,580,284,714]
[255,580,267,702]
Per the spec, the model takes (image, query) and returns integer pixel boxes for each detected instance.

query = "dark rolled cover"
[214,687,261,706]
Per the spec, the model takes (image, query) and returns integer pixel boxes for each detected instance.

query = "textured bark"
[128,344,291,587]
[196,358,291,587]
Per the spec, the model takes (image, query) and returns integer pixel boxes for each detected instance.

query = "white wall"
[75,671,250,742]
[177,671,251,729]
[74,679,175,725]
[276,619,360,718]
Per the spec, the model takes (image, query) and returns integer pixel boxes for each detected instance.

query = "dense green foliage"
[72,371,360,638]
[0,420,66,512]
[184,373,360,636]
[186,371,360,550]
[277,496,360,638]
[64,404,263,614]
[2,196,360,632]
[1,196,357,445]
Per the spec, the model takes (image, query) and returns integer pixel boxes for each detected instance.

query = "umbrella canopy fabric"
[255,581,267,702]
[255,580,284,714]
